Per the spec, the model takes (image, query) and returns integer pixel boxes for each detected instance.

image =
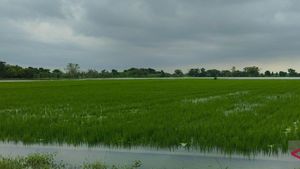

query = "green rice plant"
[0,153,60,169]
[0,154,142,169]
[0,79,300,155]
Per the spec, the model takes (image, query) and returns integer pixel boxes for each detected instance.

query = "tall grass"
[0,79,299,155]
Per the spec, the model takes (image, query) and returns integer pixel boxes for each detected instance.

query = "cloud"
[1,0,300,72]
[15,19,113,49]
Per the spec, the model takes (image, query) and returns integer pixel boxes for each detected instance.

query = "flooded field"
[0,142,299,169]
[0,79,300,168]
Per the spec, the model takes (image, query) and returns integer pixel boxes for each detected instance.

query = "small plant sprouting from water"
[0,153,142,169]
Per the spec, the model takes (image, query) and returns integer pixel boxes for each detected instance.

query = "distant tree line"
[0,60,300,79]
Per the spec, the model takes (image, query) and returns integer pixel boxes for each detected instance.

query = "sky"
[1,0,300,73]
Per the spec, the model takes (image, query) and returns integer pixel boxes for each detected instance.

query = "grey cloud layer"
[1,0,300,71]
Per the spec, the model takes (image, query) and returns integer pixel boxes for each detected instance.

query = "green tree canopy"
[65,63,80,78]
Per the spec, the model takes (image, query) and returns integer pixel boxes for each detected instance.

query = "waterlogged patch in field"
[264,93,294,101]
[184,95,223,104]
[0,79,300,155]
[183,91,249,104]
[0,108,23,114]
[224,102,261,116]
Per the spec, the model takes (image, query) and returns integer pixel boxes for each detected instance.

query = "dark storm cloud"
[1,0,300,71]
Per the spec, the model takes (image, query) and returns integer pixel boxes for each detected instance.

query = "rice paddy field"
[0,79,299,155]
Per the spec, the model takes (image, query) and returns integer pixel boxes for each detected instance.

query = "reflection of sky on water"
[0,143,299,169]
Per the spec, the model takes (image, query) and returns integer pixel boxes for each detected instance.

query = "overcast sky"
[1,0,300,72]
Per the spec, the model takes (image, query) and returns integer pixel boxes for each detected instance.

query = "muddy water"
[0,143,299,169]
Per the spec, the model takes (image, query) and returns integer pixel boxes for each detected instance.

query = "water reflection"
[0,142,299,169]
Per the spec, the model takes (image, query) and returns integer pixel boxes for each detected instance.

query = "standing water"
[0,142,299,169]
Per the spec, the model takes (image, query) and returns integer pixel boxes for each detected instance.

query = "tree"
[124,68,143,77]
[173,69,184,77]
[111,69,119,77]
[288,68,298,77]
[243,66,260,77]
[52,69,64,78]
[100,69,111,78]
[0,61,6,78]
[65,63,80,78]
[2,59,300,79]
[231,66,236,73]
[264,71,271,77]
[4,65,25,78]
[23,67,39,78]
[221,70,232,77]
[85,69,98,78]
[279,71,287,77]
[38,68,51,78]
[231,66,242,77]
[206,69,220,77]
[200,68,207,77]
[187,68,200,77]
[147,68,156,75]
[159,70,167,77]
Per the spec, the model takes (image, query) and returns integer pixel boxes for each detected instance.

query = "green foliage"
[243,66,260,77]
[24,153,54,169]
[0,154,59,169]
[0,79,300,155]
[288,68,298,77]
[187,68,200,77]
[65,63,80,78]
[264,71,271,77]
[0,154,142,169]
[173,69,184,77]
[1,60,300,79]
